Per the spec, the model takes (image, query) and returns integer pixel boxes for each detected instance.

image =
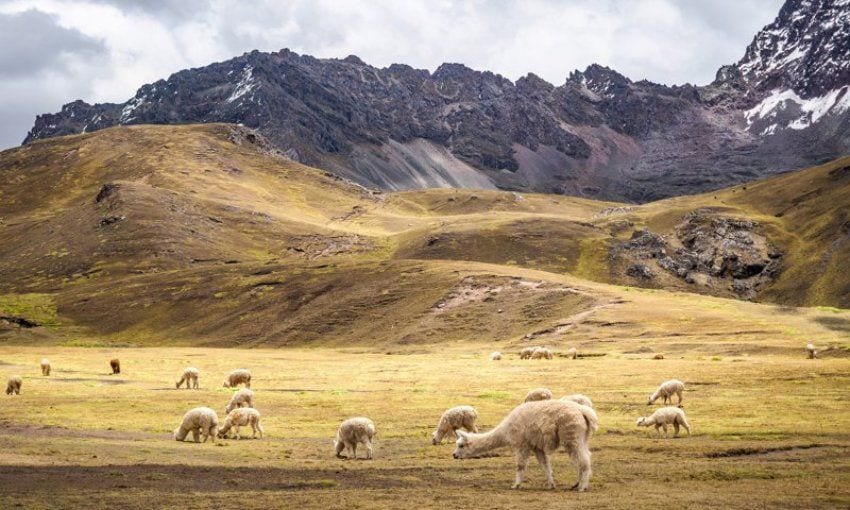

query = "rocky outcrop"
[612,212,783,299]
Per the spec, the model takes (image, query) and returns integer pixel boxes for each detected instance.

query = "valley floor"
[0,344,848,509]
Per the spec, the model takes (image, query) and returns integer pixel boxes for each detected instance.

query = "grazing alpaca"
[334,417,376,460]
[176,367,200,389]
[432,405,479,445]
[453,400,598,491]
[636,407,691,438]
[40,358,51,376]
[647,379,684,406]
[109,359,120,375]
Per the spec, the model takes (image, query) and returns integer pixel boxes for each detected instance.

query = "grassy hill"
[1,124,848,347]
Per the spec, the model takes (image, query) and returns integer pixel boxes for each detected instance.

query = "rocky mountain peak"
[738,0,849,98]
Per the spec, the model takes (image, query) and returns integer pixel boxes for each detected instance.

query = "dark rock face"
[612,211,783,299]
[23,0,850,203]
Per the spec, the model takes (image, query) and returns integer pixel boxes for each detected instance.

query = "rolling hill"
[1,124,849,347]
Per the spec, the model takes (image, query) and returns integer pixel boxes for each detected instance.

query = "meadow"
[2,325,849,508]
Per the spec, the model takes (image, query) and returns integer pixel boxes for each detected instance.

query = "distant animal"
[453,399,598,491]
[636,407,691,438]
[524,387,553,403]
[225,388,254,414]
[566,347,578,359]
[561,394,593,408]
[6,376,22,395]
[806,343,818,359]
[173,407,219,443]
[531,347,553,360]
[176,367,199,389]
[519,347,537,360]
[489,351,502,361]
[648,379,684,406]
[40,358,51,376]
[223,369,251,388]
[109,358,120,374]
[218,408,263,440]
[432,405,479,445]
[653,354,665,360]
[334,417,376,460]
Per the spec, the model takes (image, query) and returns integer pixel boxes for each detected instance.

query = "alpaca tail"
[577,404,599,441]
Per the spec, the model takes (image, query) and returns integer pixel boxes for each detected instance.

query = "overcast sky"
[0,0,783,150]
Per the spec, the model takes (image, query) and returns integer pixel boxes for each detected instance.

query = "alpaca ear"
[456,430,469,440]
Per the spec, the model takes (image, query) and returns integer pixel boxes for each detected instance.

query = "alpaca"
[176,367,199,389]
[453,400,598,491]
[109,358,120,374]
[432,405,479,445]
[636,407,691,438]
[647,379,684,406]
[334,417,376,460]
[40,358,51,376]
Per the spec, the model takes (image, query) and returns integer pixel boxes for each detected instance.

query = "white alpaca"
[647,379,684,406]
[531,347,553,360]
[561,394,593,408]
[565,347,577,359]
[520,347,537,360]
[225,388,255,414]
[218,408,263,439]
[176,367,199,389]
[334,417,376,460]
[6,376,22,395]
[432,405,479,445]
[806,343,818,359]
[453,400,598,491]
[223,369,251,388]
[489,351,502,361]
[524,387,553,403]
[636,407,691,438]
[173,407,219,443]
[40,358,51,376]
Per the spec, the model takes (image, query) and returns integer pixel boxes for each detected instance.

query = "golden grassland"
[1,125,850,508]
[1,285,850,509]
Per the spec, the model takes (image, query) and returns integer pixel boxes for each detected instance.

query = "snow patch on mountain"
[227,65,256,104]
[745,86,850,134]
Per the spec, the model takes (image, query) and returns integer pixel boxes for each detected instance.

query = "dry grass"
[2,124,850,508]
[0,342,848,509]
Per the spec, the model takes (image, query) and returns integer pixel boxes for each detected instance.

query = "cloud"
[0,0,783,149]
[0,9,105,77]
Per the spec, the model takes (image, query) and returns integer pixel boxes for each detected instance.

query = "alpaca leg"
[572,445,592,492]
[335,440,345,458]
[534,450,556,489]
[257,422,264,439]
[365,440,373,460]
[192,429,200,443]
[677,390,683,407]
[682,419,691,436]
[351,442,358,460]
[673,422,680,438]
[512,450,530,489]
[662,424,669,438]
[655,424,662,437]
[235,425,241,440]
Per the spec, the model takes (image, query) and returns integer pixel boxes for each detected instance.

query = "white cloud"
[0,0,783,149]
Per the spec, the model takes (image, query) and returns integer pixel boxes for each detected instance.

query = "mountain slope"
[23,0,850,203]
[2,124,849,348]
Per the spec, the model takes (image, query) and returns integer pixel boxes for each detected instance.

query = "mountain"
[3,124,849,346]
[22,0,850,203]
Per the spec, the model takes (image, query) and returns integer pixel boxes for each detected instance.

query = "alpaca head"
[452,430,476,459]
[636,417,648,427]
[222,380,230,388]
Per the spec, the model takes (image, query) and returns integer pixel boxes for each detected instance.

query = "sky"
[0,0,784,150]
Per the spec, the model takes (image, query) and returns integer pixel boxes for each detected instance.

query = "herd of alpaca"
[3,341,824,491]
